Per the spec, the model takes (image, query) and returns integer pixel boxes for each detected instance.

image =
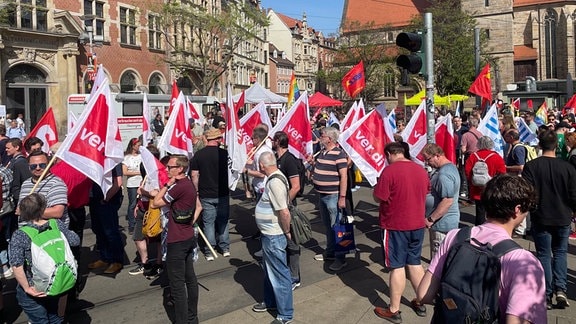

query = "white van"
[67,93,219,147]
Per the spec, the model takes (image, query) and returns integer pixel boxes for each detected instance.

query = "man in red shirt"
[465,136,506,225]
[372,142,431,323]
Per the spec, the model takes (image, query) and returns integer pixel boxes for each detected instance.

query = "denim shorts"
[380,228,425,269]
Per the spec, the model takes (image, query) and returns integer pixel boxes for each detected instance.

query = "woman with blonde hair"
[123,138,142,234]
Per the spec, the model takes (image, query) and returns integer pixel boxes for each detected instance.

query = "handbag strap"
[266,173,292,207]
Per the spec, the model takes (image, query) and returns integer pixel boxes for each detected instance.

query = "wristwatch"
[427,216,434,223]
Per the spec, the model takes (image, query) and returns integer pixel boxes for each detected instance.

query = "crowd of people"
[0,102,573,324]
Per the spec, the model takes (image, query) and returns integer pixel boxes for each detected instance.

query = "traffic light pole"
[424,13,435,144]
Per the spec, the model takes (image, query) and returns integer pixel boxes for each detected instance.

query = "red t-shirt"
[464,149,507,200]
[373,160,430,230]
[162,178,197,244]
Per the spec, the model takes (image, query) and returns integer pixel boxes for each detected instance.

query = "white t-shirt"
[123,154,143,188]
[255,170,288,235]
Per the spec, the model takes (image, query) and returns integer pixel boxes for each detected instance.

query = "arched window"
[5,64,46,83]
[120,70,138,93]
[177,77,193,95]
[149,72,165,94]
[544,9,557,78]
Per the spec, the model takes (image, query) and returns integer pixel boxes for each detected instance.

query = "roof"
[342,0,431,32]
[513,0,565,7]
[514,45,538,61]
[275,12,318,35]
[268,44,294,66]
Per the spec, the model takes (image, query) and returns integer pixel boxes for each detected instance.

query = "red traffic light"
[396,32,422,52]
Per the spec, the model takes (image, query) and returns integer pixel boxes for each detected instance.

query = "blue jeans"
[166,238,199,324]
[126,187,138,231]
[200,196,230,255]
[318,193,344,260]
[532,223,570,297]
[16,285,62,323]
[89,197,124,263]
[262,234,293,321]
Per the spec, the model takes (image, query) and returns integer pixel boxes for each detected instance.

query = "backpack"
[432,226,521,324]
[266,174,313,245]
[513,143,537,163]
[471,152,495,187]
[20,219,77,296]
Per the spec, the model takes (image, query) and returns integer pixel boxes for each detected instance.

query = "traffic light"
[395,32,426,75]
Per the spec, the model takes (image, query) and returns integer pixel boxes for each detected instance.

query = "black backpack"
[432,226,521,324]
[279,152,306,197]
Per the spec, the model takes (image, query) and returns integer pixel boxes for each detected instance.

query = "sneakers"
[547,297,553,310]
[222,251,230,257]
[291,281,301,291]
[410,299,426,317]
[570,232,576,240]
[556,291,570,309]
[144,264,163,279]
[252,302,276,313]
[88,260,109,269]
[128,264,145,276]
[314,253,335,261]
[270,319,293,324]
[103,262,123,274]
[205,254,215,261]
[328,259,348,271]
[374,307,402,323]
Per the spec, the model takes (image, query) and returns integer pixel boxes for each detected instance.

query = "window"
[120,7,137,45]
[149,73,165,94]
[120,70,138,93]
[484,0,489,6]
[7,0,48,30]
[148,14,162,50]
[84,0,105,38]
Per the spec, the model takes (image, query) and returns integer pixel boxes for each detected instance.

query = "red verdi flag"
[55,79,124,196]
[158,91,193,156]
[167,81,179,115]
[401,100,427,165]
[342,61,366,98]
[339,108,392,186]
[226,84,247,191]
[435,113,456,164]
[139,146,169,189]
[27,107,58,154]
[142,93,152,145]
[271,91,313,159]
[468,64,492,101]
[239,102,273,153]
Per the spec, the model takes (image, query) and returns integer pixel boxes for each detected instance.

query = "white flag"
[226,84,247,191]
[478,103,505,156]
[142,93,152,145]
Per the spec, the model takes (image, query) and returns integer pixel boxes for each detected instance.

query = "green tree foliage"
[410,0,490,95]
[154,0,268,95]
[325,20,397,104]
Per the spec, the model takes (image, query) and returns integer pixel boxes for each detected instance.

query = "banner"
[239,102,273,153]
[342,61,366,98]
[27,107,58,154]
[55,79,124,196]
[271,91,313,159]
[401,100,427,164]
[225,84,247,191]
[157,91,193,156]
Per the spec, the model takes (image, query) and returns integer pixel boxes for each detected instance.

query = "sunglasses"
[29,163,47,170]
[166,165,180,170]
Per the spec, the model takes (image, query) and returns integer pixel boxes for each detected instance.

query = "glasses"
[29,163,47,170]
[166,165,180,170]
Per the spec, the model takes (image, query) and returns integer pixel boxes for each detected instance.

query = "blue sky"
[260,0,345,36]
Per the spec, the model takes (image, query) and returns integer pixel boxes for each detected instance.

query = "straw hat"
[205,128,223,140]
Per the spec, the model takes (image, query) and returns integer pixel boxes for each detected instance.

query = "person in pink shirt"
[417,174,547,324]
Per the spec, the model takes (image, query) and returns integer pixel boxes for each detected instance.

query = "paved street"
[3,184,576,324]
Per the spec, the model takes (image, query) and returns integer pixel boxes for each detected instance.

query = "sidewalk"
[205,204,576,324]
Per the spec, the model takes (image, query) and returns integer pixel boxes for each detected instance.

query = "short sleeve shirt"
[255,171,288,235]
[427,223,546,324]
[19,174,69,227]
[506,144,526,166]
[162,177,196,244]
[425,163,461,233]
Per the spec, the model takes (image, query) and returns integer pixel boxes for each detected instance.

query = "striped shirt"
[313,146,348,194]
[19,174,69,227]
[255,170,288,235]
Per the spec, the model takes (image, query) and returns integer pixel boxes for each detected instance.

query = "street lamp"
[79,20,104,91]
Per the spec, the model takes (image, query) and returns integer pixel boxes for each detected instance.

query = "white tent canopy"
[231,82,287,104]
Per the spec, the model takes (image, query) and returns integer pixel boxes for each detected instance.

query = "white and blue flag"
[478,103,505,156]
[515,117,538,146]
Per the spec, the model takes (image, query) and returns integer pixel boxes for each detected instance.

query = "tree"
[323,20,397,104]
[154,0,268,95]
[409,0,492,95]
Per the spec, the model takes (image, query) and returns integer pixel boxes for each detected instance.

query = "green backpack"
[21,219,77,296]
